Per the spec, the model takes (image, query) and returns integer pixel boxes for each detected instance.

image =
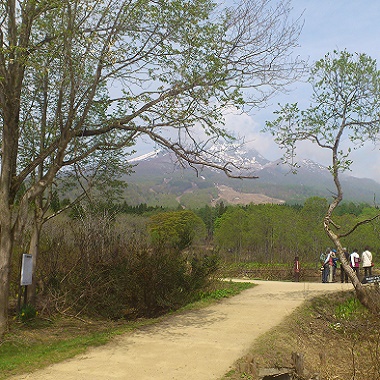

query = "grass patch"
[198,280,255,301]
[334,296,364,319]
[171,280,255,313]
[0,318,136,380]
[0,280,254,379]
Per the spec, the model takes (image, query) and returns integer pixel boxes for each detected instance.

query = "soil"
[213,185,285,205]
[10,280,353,380]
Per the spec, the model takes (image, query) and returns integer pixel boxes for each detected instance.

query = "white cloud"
[222,108,380,184]
[222,109,281,158]
[133,0,380,184]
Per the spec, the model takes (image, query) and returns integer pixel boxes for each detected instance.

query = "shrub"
[18,304,37,323]
[46,248,219,320]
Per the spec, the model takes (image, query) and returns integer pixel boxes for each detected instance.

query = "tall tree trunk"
[0,198,14,335]
[0,114,21,336]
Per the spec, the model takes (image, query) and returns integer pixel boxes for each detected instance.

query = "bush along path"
[10,280,352,380]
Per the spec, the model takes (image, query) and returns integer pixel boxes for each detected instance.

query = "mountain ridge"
[124,146,380,207]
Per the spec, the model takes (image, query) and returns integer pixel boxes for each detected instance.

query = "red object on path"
[294,256,300,282]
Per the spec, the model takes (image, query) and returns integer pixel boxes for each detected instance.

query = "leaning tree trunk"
[324,156,380,315]
[327,229,380,315]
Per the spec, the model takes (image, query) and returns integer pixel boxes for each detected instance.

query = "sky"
[133,0,380,183]
[228,0,380,183]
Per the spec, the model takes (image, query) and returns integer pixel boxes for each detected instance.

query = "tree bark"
[0,204,13,336]
[327,229,380,314]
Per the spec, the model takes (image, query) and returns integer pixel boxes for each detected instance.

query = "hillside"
[123,147,380,207]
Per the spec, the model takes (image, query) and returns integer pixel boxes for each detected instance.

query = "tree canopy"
[0,0,305,334]
[265,50,380,175]
[148,210,206,250]
[264,50,380,312]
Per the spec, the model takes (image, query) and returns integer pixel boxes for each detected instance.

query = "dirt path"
[13,280,352,380]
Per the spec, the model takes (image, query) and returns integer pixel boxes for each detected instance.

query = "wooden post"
[291,352,304,377]
[23,285,28,306]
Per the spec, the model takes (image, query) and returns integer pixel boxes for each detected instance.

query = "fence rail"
[223,267,322,282]
[223,266,380,282]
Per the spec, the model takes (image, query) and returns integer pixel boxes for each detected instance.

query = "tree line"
[62,197,380,265]
[0,0,303,335]
[211,198,380,265]
[8,191,380,322]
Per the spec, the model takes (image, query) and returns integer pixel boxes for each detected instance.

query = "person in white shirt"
[350,248,360,278]
[362,246,373,278]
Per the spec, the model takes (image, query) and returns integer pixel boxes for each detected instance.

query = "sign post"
[18,254,33,311]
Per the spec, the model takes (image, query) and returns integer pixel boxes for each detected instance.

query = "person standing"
[350,248,360,279]
[362,246,373,278]
[294,256,300,282]
[340,248,350,283]
[331,249,338,282]
[320,248,331,283]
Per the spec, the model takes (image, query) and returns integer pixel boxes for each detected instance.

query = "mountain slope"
[124,148,380,206]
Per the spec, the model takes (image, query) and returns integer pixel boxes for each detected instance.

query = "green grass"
[0,322,136,379]
[0,280,255,379]
[199,281,255,300]
[334,296,366,320]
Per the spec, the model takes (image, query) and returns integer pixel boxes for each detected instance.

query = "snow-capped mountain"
[129,143,269,173]
[129,150,161,163]
[125,145,380,206]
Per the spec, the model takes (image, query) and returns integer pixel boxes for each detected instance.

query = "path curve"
[13,280,352,380]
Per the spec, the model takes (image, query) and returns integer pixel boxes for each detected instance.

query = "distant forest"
[62,196,379,265]
[11,196,378,320]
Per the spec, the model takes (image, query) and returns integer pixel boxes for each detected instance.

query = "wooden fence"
[222,266,380,282]
[222,267,324,282]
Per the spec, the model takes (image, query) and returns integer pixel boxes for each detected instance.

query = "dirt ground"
[213,185,285,206]
[11,280,352,380]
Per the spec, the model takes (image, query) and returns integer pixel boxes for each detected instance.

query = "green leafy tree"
[196,205,215,238]
[148,210,206,250]
[0,0,304,334]
[196,202,228,238]
[335,202,369,217]
[245,205,277,261]
[296,197,330,261]
[265,50,380,312]
[244,204,299,262]
[214,207,250,260]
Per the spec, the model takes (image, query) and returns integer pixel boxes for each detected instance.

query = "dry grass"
[223,288,380,380]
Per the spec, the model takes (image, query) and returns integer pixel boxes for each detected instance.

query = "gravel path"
[13,280,352,380]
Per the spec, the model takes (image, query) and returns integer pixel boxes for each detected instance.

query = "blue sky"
[234,0,380,183]
[133,1,380,183]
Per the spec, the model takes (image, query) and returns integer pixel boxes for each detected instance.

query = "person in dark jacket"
[320,248,331,283]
